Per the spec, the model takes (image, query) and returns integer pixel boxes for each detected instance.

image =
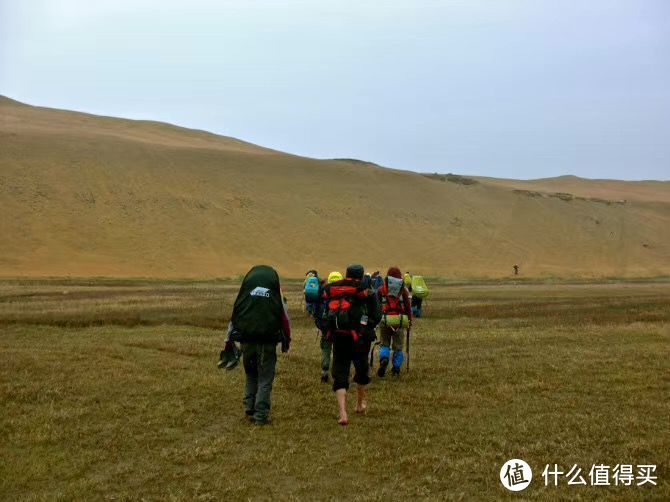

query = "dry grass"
[0,281,238,329]
[1,279,668,500]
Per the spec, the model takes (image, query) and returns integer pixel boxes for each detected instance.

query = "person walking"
[321,264,381,425]
[228,265,291,425]
[304,270,320,315]
[377,267,412,377]
[371,270,384,291]
[313,271,343,383]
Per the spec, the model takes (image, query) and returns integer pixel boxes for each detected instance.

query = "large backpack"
[231,265,283,343]
[322,279,367,339]
[313,297,329,333]
[411,275,429,300]
[380,276,410,328]
[371,274,384,291]
[304,276,320,303]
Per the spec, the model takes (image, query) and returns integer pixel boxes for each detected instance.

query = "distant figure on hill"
[227,265,291,425]
[513,264,519,275]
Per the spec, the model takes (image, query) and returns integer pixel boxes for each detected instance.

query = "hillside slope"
[1,96,669,278]
[472,175,670,204]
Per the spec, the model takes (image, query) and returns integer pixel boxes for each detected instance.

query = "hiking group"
[219,263,428,426]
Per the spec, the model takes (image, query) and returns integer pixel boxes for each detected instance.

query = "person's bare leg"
[336,389,348,425]
[355,384,367,414]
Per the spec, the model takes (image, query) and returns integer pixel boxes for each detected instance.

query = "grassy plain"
[1,279,669,500]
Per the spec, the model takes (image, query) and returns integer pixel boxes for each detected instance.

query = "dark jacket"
[231,265,291,344]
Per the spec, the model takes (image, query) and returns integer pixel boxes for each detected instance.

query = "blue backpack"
[372,275,384,291]
[304,276,320,303]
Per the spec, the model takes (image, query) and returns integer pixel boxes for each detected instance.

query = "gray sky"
[2,0,669,180]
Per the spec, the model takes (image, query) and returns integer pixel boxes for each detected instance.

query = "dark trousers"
[241,342,277,422]
[331,332,371,391]
[320,332,332,373]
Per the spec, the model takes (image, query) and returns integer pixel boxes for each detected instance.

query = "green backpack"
[231,265,283,343]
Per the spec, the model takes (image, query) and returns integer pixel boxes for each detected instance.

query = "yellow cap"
[327,271,343,283]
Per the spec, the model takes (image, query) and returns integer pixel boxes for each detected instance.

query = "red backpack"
[379,275,406,316]
[322,279,368,340]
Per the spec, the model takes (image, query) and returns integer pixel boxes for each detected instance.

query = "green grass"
[1,281,669,500]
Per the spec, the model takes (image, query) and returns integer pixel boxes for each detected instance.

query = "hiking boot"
[227,346,241,370]
[391,367,400,377]
[217,349,228,369]
[321,371,329,383]
[377,357,389,377]
[218,345,241,370]
[253,418,270,426]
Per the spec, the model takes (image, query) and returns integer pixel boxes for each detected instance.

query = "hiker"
[403,271,412,290]
[304,270,320,315]
[513,264,519,275]
[321,264,381,425]
[410,275,429,318]
[377,267,412,377]
[371,270,384,291]
[411,295,423,318]
[228,265,291,425]
[404,271,414,316]
[314,271,343,383]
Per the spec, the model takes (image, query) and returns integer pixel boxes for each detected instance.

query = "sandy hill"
[472,175,670,204]
[1,96,669,278]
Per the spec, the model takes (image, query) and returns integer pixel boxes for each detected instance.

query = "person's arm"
[280,297,291,344]
[313,288,326,329]
[225,320,245,344]
[224,321,235,348]
[366,288,382,328]
[281,312,291,341]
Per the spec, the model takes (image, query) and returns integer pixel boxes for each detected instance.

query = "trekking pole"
[369,340,379,368]
[406,326,411,372]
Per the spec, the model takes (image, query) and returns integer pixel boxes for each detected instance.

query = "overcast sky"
[1,0,669,180]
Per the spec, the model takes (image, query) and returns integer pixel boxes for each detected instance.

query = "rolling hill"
[1,95,669,278]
